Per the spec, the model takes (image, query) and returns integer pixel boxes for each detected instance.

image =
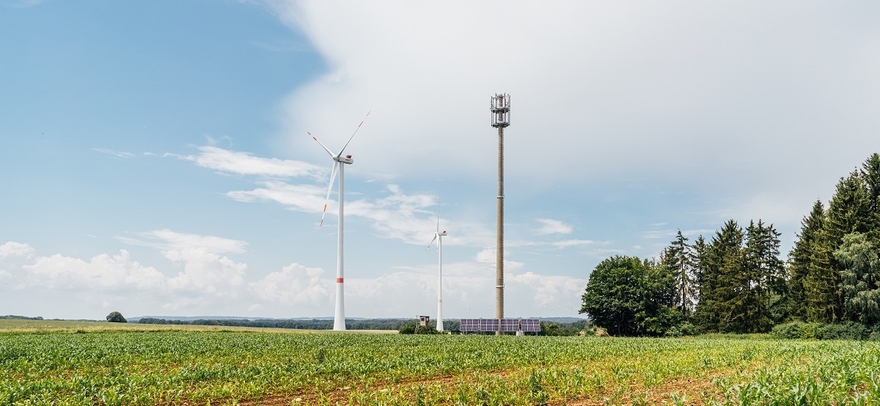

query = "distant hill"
[0,315,44,320]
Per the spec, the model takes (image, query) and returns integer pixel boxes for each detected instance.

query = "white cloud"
[0,242,35,259]
[120,229,249,300]
[475,248,495,263]
[93,148,136,159]
[250,263,330,304]
[120,229,247,254]
[171,146,325,179]
[265,1,880,257]
[22,250,165,291]
[227,181,327,214]
[1,231,254,316]
[510,272,587,308]
[514,239,595,249]
[535,218,573,235]
[222,176,492,247]
[1,237,585,318]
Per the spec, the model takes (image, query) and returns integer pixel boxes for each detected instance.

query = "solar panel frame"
[501,318,518,332]
[521,318,541,332]
[459,318,542,333]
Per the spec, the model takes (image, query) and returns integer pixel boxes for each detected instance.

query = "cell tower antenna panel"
[310,110,371,331]
[490,93,510,128]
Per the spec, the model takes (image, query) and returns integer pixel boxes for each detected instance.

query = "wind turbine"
[310,111,370,331]
[426,215,447,332]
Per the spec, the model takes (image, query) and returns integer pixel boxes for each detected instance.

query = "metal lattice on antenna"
[491,94,510,128]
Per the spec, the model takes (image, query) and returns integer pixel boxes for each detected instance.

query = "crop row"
[2,330,880,405]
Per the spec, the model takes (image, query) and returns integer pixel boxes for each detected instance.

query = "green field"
[2,320,880,405]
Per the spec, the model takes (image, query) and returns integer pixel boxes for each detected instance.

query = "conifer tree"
[661,230,697,318]
[826,170,871,243]
[743,220,785,331]
[860,153,880,242]
[788,200,824,321]
[806,225,836,322]
[822,171,871,321]
[694,220,744,333]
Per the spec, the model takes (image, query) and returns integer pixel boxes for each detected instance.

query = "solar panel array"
[500,318,519,332]
[521,318,540,332]
[459,318,497,332]
[459,318,541,333]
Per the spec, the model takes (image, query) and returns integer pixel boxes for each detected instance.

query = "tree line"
[581,153,880,337]
[138,318,431,331]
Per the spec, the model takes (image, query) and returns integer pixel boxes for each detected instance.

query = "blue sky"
[2,0,879,320]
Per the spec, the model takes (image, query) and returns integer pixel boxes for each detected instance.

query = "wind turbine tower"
[427,216,447,331]
[490,94,510,336]
[310,111,371,331]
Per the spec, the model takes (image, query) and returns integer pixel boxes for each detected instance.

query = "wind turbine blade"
[319,162,338,227]
[426,234,438,250]
[436,215,440,232]
[310,132,336,157]
[338,110,371,156]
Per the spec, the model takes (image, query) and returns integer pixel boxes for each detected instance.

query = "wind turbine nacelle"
[336,155,354,164]
[440,231,447,236]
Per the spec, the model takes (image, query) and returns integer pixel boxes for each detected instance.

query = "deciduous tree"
[580,256,678,336]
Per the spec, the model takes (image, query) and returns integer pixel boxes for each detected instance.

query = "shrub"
[816,322,870,340]
[106,311,127,323]
[665,322,698,337]
[772,321,871,340]
[398,322,438,334]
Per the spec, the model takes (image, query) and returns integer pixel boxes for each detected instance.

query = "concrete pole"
[496,125,504,336]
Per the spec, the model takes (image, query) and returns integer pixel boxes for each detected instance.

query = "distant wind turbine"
[310,111,370,331]
[426,215,447,332]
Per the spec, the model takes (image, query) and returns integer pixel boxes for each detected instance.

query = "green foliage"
[694,220,742,333]
[771,321,872,340]
[693,219,785,334]
[771,322,822,339]
[398,322,439,334]
[580,255,679,336]
[539,322,580,336]
[660,230,697,318]
[608,153,880,336]
[105,311,127,323]
[788,200,825,321]
[862,153,880,239]
[747,220,787,320]
[821,170,872,322]
[663,322,698,337]
[835,232,880,326]
[5,328,880,404]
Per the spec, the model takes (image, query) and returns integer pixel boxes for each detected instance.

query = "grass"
[2,320,880,405]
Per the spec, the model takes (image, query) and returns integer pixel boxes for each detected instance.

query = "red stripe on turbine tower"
[310,110,371,331]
